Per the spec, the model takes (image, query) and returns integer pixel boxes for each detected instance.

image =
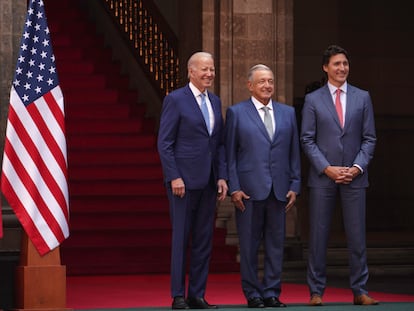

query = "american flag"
[1,0,69,255]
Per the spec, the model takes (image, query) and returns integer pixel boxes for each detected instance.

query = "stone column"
[202,0,299,244]
[0,1,26,211]
[1,0,26,149]
[0,3,27,309]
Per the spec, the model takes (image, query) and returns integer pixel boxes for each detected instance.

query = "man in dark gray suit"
[300,45,378,306]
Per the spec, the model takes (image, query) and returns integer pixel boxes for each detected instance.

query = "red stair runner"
[45,0,239,275]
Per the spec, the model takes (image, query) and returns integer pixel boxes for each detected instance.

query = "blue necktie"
[200,93,210,134]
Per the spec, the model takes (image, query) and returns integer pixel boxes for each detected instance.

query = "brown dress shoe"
[309,294,323,306]
[353,294,379,305]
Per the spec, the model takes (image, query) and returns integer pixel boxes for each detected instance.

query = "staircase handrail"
[102,0,180,97]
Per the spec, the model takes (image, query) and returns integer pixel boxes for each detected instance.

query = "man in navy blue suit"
[300,45,378,306]
[225,64,301,308]
[157,52,228,310]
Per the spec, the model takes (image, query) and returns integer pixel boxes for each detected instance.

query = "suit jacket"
[225,99,301,201]
[300,83,377,188]
[157,84,227,190]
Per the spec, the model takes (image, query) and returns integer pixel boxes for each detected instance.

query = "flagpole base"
[13,233,72,311]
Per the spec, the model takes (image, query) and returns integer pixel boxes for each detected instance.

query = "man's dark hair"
[322,45,349,66]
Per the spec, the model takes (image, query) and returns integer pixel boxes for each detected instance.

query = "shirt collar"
[189,82,206,97]
[251,96,273,111]
[327,81,347,95]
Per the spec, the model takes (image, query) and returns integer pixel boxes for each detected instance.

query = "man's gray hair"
[187,52,214,69]
[247,64,272,81]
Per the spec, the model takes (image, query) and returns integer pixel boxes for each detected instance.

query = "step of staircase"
[45,0,239,275]
[66,133,155,149]
[69,165,163,181]
[68,150,160,166]
[69,195,170,213]
[62,225,239,275]
[66,119,144,134]
[278,239,414,282]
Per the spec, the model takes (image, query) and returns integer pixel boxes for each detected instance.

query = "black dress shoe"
[186,297,218,309]
[264,297,287,308]
[247,297,265,308]
[172,296,189,309]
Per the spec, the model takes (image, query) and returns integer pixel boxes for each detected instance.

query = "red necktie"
[335,89,344,127]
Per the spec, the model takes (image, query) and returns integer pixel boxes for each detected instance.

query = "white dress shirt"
[189,82,214,133]
[251,96,275,134]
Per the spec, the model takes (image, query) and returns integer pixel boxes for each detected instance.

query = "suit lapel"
[321,85,343,129]
[245,100,272,141]
[185,85,202,115]
[272,103,282,141]
[207,91,221,135]
[343,85,355,131]
[185,86,210,134]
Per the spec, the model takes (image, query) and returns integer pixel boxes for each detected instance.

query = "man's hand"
[285,190,297,212]
[324,165,361,184]
[231,190,250,212]
[171,178,185,198]
[217,179,228,201]
[324,166,350,184]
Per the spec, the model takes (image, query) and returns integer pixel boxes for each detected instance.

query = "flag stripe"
[3,121,68,240]
[2,154,61,253]
[7,90,69,221]
[44,88,66,139]
[10,88,67,189]
[1,175,50,252]
[29,92,67,179]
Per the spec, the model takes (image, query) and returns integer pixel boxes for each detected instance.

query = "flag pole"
[13,232,72,311]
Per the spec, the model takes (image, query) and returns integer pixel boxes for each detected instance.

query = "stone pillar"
[203,0,299,242]
[0,0,26,150]
[0,2,26,308]
[0,1,27,207]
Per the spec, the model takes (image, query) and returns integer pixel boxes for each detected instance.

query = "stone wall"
[0,0,26,154]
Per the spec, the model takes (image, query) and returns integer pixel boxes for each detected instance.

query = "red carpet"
[67,273,414,309]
